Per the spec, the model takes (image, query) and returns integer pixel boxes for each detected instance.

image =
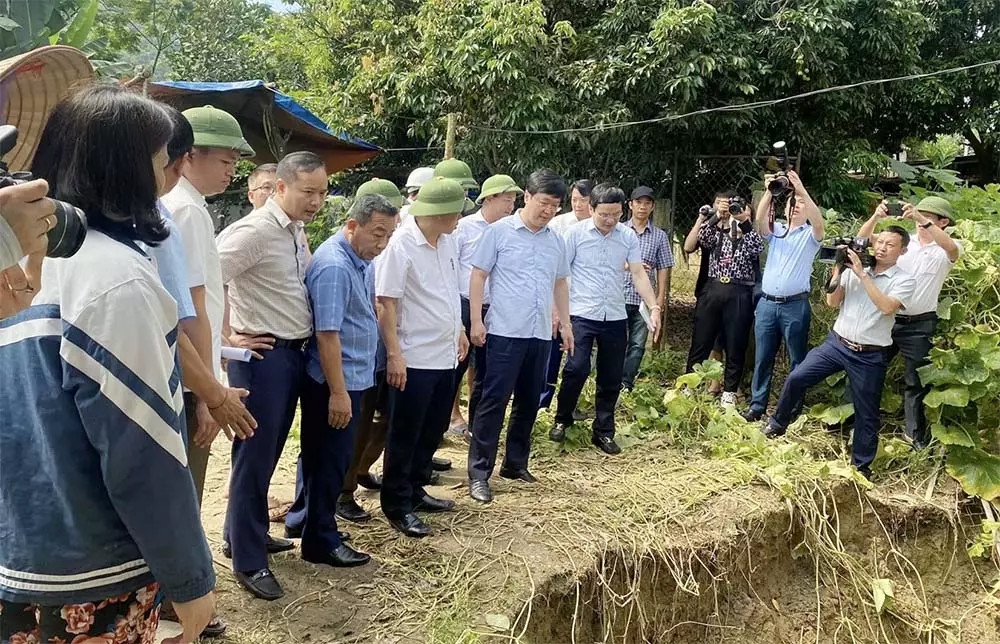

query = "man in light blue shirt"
[449,174,522,438]
[745,170,824,421]
[150,203,197,321]
[466,169,573,504]
[284,194,397,569]
[551,184,661,455]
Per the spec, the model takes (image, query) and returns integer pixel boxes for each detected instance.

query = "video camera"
[818,236,875,269]
[767,141,793,199]
[0,125,87,258]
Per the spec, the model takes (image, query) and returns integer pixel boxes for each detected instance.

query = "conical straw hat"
[0,46,94,171]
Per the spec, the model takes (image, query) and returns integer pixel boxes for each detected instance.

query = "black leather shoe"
[431,456,452,471]
[336,498,372,523]
[549,422,568,442]
[592,435,621,455]
[499,467,538,483]
[414,493,455,513]
[234,568,284,601]
[304,543,370,568]
[358,472,382,490]
[763,421,786,438]
[339,530,351,542]
[469,479,492,503]
[388,513,432,538]
[223,534,295,559]
[742,409,764,422]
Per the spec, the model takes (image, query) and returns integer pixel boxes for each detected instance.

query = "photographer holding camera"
[743,169,824,422]
[683,192,763,407]
[0,180,56,318]
[857,197,960,449]
[764,226,916,479]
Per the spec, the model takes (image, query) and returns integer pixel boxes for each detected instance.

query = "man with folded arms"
[764,226,915,480]
[376,177,469,537]
[466,169,573,503]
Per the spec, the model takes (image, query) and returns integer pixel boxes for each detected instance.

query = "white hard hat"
[405,166,435,190]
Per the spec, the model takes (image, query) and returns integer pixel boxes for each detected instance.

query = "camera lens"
[46,200,88,259]
[767,175,790,196]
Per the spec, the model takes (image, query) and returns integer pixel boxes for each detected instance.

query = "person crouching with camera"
[857,197,960,449]
[743,170,824,422]
[763,226,916,480]
[683,194,763,408]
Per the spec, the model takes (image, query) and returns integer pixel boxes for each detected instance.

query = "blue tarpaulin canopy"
[149,80,380,172]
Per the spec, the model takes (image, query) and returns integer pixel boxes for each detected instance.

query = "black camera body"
[728,196,747,217]
[818,236,875,269]
[0,125,87,259]
[767,141,793,198]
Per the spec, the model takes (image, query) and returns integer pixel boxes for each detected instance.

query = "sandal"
[202,616,228,638]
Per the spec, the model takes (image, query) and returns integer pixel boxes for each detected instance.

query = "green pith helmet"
[356,178,404,209]
[476,174,523,204]
[182,105,255,157]
[409,177,467,217]
[433,158,478,191]
[916,196,955,223]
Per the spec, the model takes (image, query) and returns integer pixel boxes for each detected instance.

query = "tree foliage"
[252,0,1000,198]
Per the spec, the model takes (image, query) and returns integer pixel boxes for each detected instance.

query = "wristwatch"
[920,222,933,229]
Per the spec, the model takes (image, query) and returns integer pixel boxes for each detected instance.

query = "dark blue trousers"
[225,346,305,573]
[455,298,489,427]
[538,332,563,409]
[285,379,360,558]
[771,333,887,474]
[749,297,811,414]
[381,368,454,519]
[468,335,550,481]
[555,317,627,438]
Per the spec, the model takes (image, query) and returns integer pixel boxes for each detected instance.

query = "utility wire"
[463,59,1000,135]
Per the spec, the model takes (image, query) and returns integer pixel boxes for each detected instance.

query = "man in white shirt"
[540,179,593,408]
[765,226,916,479]
[217,152,326,601]
[858,196,960,448]
[449,173,522,438]
[160,103,254,636]
[376,177,470,538]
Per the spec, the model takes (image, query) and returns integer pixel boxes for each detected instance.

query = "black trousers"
[686,281,754,392]
[286,379,361,557]
[454,298,489,427]
[224,345,305,573]
[381,368,455,518]
[468,335,550,480]
[555,316,627,438]
[887,316,937,444]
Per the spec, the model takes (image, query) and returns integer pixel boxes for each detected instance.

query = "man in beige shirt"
[217,151,326,601]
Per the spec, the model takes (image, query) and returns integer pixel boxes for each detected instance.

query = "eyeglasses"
[250,184,275,194]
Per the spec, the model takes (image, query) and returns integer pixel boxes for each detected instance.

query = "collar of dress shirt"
[335,229,369,272]
[176,176,207,207]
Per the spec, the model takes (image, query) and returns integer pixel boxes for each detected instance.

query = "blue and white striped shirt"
[305,231,377,391]
[563,219,642,321]
[0,230,214,605]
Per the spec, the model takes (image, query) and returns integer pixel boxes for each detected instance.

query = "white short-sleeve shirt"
[375,216,462,370]
[895,237,960,316]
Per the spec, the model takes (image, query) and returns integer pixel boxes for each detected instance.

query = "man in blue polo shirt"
[284,194,397,568]
[466,169,573,503]
[744,170,824,422]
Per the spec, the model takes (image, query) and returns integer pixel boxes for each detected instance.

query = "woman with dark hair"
[0,84,215,643]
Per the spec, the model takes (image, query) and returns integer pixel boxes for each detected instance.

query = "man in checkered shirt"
[621,186,674,391]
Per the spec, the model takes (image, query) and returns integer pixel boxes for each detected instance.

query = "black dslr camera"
[818,236,875,269]
[767,141,793,198]
[0,125,87,258]
[728,196,747,216]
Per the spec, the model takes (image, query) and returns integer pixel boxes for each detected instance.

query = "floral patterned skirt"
[0,583,161,644]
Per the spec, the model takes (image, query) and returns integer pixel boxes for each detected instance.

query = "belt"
[762,292,809,303]
[271,337,309,352]
[833,332,886,353]
[895,311,937,324]
[714,276,756,287]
